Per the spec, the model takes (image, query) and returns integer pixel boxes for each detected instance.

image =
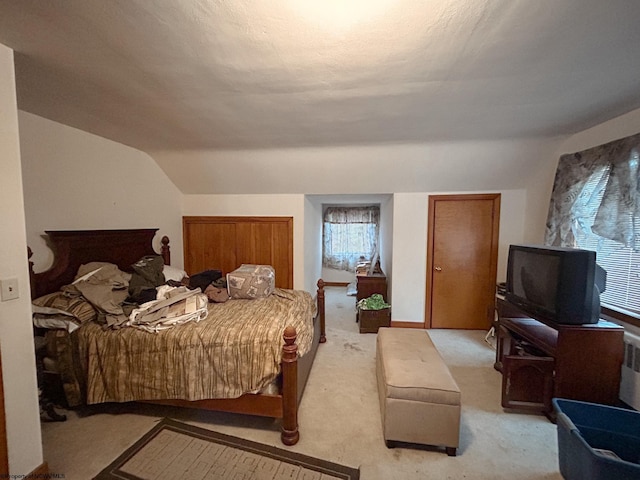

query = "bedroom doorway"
[425,194,500,329]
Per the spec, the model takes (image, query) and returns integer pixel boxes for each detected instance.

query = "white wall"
[379,195,394,301]
[158,138,563,324]
[19,112,184,272]
[391,189,528,323]
[182,195,307,290]
[555,108,640,155]
[303,197,323,294]
[153,139,560,195]
[0,43,43,477]
[177,110,640,321]
[496,190,528,282]
[390,193,428,322]
[158,139,561,324]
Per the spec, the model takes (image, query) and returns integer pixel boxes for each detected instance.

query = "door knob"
[434,266,442,272]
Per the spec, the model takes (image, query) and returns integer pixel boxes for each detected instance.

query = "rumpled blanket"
[73,288,317,403]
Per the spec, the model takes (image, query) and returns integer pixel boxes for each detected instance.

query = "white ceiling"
[1,1,640,153]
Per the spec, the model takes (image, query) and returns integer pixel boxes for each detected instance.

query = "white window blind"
[574,166,640,314]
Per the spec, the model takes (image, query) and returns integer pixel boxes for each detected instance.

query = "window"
[545,134,640,319]
[323,206,379,272]
[573,166,640,314]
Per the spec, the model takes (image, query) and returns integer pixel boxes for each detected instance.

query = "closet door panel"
[271,222,293,288]
[184,220,237,276]
[183,217,293,289]
[251,223,276,266]
[234,222,254,265]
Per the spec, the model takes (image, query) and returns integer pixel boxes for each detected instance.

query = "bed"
[29,228,326,445]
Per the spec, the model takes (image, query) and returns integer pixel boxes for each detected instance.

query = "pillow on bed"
[163,265,188,282]
[32,291,98,325]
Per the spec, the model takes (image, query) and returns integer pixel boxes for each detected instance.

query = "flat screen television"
[505,244,606,325]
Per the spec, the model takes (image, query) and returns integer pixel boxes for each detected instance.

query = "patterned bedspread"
[73,288,316,403]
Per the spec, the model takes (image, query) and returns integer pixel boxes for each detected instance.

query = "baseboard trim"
[26,462,49,478]
[322,281,350,287]
[390,321,426,329]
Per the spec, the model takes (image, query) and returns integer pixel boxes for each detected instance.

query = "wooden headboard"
[29,229,170,299]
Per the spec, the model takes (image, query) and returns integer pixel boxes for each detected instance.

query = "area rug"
[94,418,360,480]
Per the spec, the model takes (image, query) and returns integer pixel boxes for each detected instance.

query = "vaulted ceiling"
[1,1,640,153]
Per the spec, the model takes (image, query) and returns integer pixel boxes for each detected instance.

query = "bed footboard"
[317,279,326,344]
[281,278,326,444]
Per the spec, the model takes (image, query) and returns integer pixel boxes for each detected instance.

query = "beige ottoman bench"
[376,327,461,456]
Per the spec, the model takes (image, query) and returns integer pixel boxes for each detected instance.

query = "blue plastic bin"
[552,398,640,480]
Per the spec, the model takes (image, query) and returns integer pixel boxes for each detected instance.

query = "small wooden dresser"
[356,272,387,302]
[356,271,390,333]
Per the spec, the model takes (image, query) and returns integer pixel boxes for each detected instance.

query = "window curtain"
[544,132,640,252]
[323,206,380,272]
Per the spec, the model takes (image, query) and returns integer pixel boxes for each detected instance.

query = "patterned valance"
[545,132,640,251]
[323,206,380,224]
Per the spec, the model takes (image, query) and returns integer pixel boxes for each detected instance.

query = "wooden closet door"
[183,216,293,289]
[184,220,238,276]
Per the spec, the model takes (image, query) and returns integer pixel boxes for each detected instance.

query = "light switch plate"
[0,278,19,301]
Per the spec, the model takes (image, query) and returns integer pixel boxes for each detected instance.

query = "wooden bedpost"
[28,246,35,299]
[317,279,326,343]
[281,325,299,445]
[160,236,171,265]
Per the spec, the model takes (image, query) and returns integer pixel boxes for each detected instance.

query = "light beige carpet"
[94,418,359,480]
[41,287,564,480]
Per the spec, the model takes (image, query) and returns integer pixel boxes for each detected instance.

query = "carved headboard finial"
[161,235,171,266]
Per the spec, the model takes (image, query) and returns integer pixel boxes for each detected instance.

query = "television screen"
[505,245,604,325]
[510,249,560,314]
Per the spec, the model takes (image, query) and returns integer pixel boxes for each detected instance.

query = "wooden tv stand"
[495,296,624,420]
